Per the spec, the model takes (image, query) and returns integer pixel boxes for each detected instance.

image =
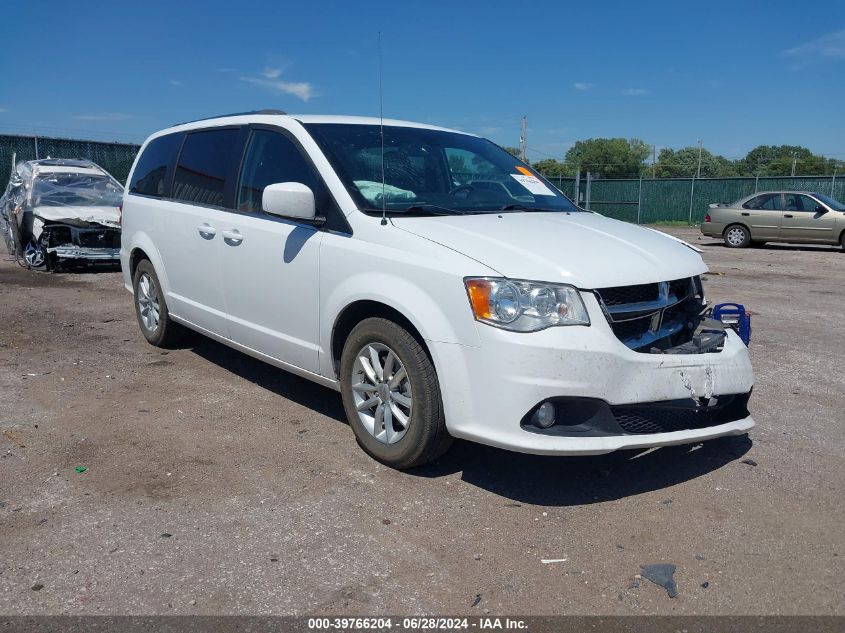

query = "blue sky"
[1,0,843,161]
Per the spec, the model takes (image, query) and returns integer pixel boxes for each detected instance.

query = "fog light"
[532,401,556,428]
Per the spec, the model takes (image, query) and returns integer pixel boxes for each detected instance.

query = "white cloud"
[169,79,182,86]
[573,82,594,92]
[240,66,315,102]
[622,88,648,96]
[783,29,845,66]
[72,113,136,121]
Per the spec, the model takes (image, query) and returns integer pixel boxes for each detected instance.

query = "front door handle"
[741,212,749,216]
[197,223,216,239]
[784,214,794,218]
[221,229,244,245]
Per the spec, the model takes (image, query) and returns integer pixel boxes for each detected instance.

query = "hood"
[31,205,121,228]
[391,211,707,288]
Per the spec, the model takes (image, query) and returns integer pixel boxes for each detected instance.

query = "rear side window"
[129,133,182,197]
[743,194,782,210]
[237,130,323,213]
[173,129,241,207]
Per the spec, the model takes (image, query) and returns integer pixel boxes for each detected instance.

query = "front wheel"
[339,318,451,469]
[724,224,751,248]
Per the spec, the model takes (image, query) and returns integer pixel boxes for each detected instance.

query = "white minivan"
[121,111,755,468]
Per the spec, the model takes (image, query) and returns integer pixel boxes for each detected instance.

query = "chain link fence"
[0,135,141,186]
[544,174,844,224]
[1,133,841,224]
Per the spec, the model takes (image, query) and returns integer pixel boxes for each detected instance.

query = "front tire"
[132,260,184,347]
[724,224,751,248]
[340,318,451,469]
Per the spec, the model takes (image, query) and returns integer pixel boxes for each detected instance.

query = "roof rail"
[174,109,287,126]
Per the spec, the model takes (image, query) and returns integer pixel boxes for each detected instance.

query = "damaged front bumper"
[430,293,755,455]
[39,222,121,265]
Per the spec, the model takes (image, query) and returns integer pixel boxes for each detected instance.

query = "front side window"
[784,194,819,212]
[304,123,578,215]
[237,130,322,213]
[129,133,182,197]
[173,129,241,207]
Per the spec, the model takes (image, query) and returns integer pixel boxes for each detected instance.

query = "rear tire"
[132,260,184,347]
[724,224,751,248]
[840,231,845,251]
[339,317,452,469]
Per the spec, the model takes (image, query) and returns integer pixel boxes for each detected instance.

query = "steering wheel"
[450,184,475,199]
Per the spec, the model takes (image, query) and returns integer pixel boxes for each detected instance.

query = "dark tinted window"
[129,133,182,197]
[743,194,781,210]
[173,129,240,207]
[237,130,324,213]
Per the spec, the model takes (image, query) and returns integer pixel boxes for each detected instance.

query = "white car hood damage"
[392,211,707,288]
[32,205,121,228]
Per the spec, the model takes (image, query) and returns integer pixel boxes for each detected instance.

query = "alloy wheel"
[350,342,413,444]
[137,273,161,332]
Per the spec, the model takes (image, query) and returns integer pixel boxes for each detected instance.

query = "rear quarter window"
[129,133,183,197]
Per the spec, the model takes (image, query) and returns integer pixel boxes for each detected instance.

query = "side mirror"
[815,205,827,214]
[262,182,318,222]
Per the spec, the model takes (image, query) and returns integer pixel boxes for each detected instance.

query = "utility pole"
[652,145,656,178]
[695,139,703,178]
[791,153,797,177]
[519,116,527,163]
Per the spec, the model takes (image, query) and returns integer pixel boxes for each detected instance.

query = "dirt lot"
[0,226,843,615]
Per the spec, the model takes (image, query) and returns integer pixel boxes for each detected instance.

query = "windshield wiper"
[499,204,563,212]
[392,204,467,216]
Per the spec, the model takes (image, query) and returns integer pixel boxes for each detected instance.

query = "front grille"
[595,277,704,352]
[596,282,659,306]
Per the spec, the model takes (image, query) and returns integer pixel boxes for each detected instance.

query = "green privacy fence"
[0,135,141,187]
[542,174,844,224]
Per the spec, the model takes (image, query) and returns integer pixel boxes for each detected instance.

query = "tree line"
[502,139,841,179]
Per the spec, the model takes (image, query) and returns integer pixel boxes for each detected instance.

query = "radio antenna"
[378,31,387,226]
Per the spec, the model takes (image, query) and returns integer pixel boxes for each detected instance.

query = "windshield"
[813,192,845,211]
[31,173,124,207]
[303,123,579,215]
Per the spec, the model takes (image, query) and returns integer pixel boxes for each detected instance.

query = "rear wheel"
[340,317,451,469]
[132,260,184,347]
[724,224,751,248]
[840,231,845,251]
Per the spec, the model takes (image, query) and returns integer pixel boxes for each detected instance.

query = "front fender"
[319,270,483,380]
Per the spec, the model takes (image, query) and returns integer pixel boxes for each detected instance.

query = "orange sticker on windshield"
[515,166,534,176]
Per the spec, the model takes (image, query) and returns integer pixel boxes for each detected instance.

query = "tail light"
[703,213,711,223]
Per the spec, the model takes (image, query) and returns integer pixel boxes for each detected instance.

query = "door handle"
[197,223,216,239]
[784,214,793,218]
[221,229,244,245]
[741,212,749,216]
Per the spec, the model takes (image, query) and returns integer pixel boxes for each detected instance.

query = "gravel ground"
[0,226,843,615]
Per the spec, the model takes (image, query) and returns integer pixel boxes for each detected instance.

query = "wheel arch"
[330,300,430,378]
[723,221,750,237]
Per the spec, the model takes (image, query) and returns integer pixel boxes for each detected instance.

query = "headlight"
[464,278,590,332]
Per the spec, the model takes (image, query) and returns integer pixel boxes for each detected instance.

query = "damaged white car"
[0,159,123,269]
